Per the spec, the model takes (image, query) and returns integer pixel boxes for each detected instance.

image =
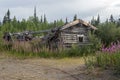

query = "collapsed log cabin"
[44,19,97,49]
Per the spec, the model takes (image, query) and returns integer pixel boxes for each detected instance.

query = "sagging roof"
[61,19,97,30]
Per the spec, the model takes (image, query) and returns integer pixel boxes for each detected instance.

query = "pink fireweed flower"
[101,42,120,53]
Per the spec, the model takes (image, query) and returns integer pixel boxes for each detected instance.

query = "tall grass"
[96,52,120,70]
[85,41,120,74]
[0,31,101,58]
[0,39,96,58]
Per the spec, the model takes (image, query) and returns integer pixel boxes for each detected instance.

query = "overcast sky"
[0,0,120,22]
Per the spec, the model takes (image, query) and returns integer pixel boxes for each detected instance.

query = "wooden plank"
[61,33,77,36]
[63,41,77,43]
[61,30,88,34]
[61,20,79,30]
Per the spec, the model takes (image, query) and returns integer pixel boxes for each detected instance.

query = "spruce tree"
[91,16,96,25]
[33,7,37,22]
[44,14,47,23]
[0,21,1,25]
[54,20,57,27]
[3,15,7,24]
[73,14,77,21]
[109,14,114,23]
[40,16,43,23]
[12,16,18,28]
[7,9,11,22]
[117,16,120,27]
[65,17,68,24]
[3,9,11,24]
[34,6,37,24]
[97,14,100,24]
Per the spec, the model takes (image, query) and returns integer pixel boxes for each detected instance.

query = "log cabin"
[46,19,97,48]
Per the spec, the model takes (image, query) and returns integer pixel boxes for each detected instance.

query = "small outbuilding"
[45,19,97,48]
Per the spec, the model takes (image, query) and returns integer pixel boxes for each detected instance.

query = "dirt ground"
[0,57,119,80]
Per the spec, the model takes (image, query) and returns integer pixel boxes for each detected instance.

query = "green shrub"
[88,31,102,52]
[96,22,120,46]
[85,52,120,74]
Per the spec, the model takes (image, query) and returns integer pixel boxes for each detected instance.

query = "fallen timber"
[3,28,61,50]
[3,29,54,41]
